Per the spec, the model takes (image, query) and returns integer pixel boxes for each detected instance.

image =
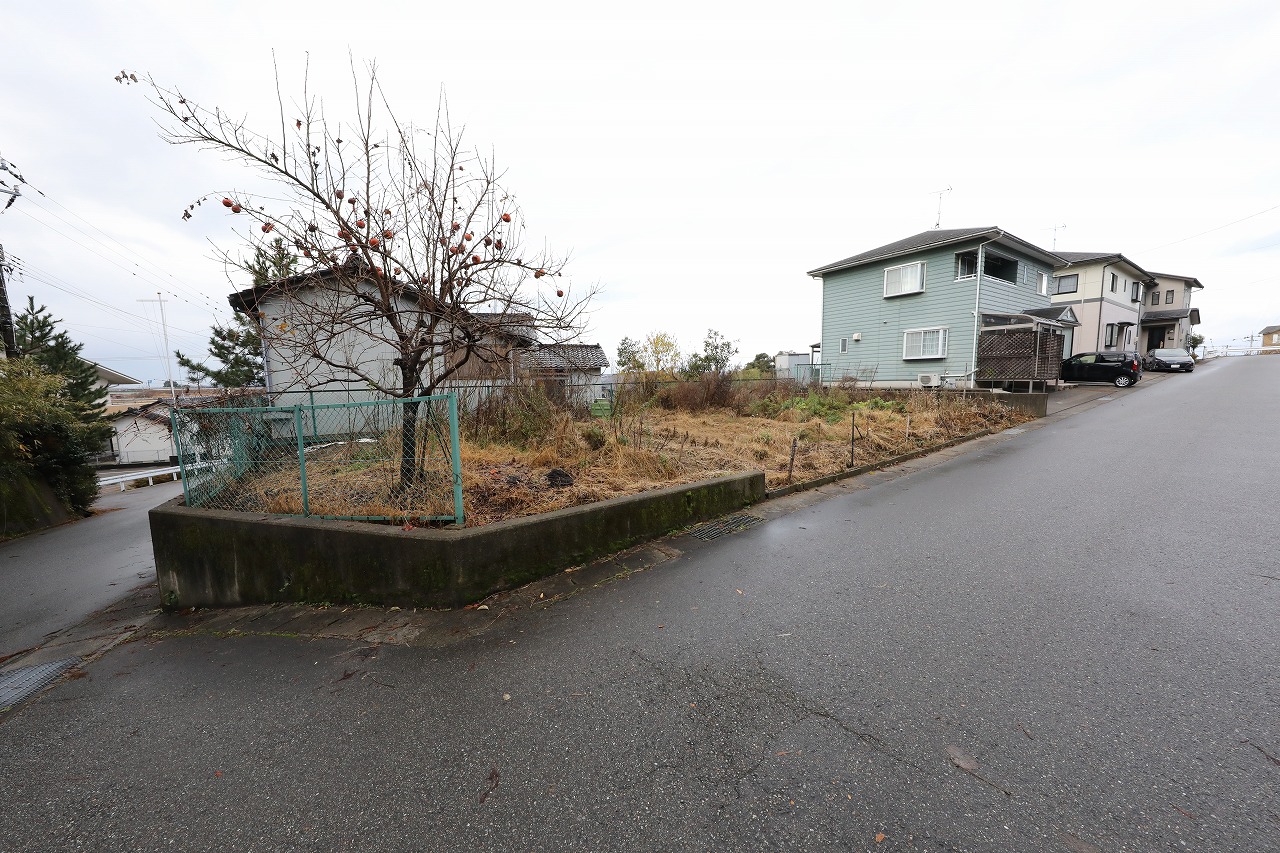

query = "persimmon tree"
[118,63,596,490]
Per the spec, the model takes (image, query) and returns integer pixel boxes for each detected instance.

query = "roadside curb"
[0,583,162,715]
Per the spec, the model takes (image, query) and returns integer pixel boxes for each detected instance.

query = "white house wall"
[1051,260,1143,355]
[255,285,446,400]
[112,417,173,464]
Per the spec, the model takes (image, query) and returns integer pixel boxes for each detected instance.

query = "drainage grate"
[0,658,80,710]
[688,514,763,541]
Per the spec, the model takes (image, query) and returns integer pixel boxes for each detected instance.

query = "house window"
[1131,282,1141,303]
[1110,273,1118,293]
[1151,290,1161,306]
[1104,324,1118,347]
[884,261,926,297]
[1165,289,1175,304]
[1038,273,1048,296]
[1054,274,1079,295]
[839,337,848,354]
[955,251,977,279]
[903,327,949,360]
[984,254,1018,283]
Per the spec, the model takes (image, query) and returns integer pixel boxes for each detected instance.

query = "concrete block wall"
[150,472,766,610]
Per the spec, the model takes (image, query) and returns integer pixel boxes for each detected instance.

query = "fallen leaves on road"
[945,744,1013,797]
[479,766,500,803]
[945,745,979,772]
[875,832,886,843]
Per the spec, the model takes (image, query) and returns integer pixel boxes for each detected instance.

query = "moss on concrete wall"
[151,472,766,610]
[0,466,72,538]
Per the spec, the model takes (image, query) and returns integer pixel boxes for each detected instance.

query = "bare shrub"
[462,383,560,449]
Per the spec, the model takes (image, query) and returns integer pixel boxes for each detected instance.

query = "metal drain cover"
[689,514,763,541]
[0,658,80,710]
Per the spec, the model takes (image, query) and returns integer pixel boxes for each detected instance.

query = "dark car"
[1143,347,1195,372]
[1061,351,1143,387]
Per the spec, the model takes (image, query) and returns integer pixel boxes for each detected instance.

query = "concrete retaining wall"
[1,467,72,538]
[962,390,1048,417]
[150,472,766,610]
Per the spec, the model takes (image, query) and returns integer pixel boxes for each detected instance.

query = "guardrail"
[1205,347,1280,358]
[98,462,212,492]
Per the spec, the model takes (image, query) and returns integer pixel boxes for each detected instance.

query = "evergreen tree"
[176,238,296,388]
[14,297,107,428]
[0,359,100,515]
[616,336,644,373]
[176,313,265,388]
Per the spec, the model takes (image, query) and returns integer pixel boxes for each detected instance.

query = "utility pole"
[0,244,19,358]
[139,292,179,459]
[138,292,178,407]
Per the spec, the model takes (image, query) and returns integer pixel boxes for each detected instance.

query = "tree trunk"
[399,400,420,493]
[398,366,420,494]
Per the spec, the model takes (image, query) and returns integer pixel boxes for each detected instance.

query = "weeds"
[211,379,1034,527]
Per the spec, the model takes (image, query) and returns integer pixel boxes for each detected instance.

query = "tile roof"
[522,344,610,371]
[1053,252,1155,281]
[807,227,1062,276]
[1021,306,1082,326]
[1261,324,1280,335]
[1140,308,1193,323]
[1147,272,1204,289]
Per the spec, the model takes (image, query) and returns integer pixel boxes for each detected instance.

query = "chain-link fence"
[171,394,463,524]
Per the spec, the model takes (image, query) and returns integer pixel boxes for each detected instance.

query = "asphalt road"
[1,357,1276,851]
[0,480,182,660]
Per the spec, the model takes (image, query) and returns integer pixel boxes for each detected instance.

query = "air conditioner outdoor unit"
[918,373,942,388]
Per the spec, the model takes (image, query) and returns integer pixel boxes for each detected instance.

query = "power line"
[1142,203,1280,253]
[19,193,229,317]
[13,204,227,319]
[9,254,208,337]
[4,149,230,317]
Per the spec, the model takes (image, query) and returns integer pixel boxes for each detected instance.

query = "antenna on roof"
[1048,223,1067,251]
[930,186,952,229]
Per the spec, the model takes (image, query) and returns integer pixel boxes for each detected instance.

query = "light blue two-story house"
[807,227,1070,387]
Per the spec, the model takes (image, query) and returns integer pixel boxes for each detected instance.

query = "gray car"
[1143,348,1195,372]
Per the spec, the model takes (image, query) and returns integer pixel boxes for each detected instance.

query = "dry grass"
[455,390,1033,525]
[215,388,1034,526]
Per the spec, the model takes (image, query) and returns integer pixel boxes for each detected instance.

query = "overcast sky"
[4,1,1279,385]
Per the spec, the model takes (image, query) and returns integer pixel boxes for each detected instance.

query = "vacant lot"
[228,383,1034,526]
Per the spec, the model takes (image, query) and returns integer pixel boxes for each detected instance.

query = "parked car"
[1061,351,1143,387]
[1143,347,1195,372]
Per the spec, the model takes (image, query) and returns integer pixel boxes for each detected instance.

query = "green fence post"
[294,404,310,516]
[171,408,190,507]
[447,393,464,525]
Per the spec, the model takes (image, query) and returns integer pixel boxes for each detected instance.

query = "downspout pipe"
[1095,262,1113,350]
[970,234,1001,389]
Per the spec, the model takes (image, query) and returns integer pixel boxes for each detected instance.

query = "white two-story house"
[1050,252,1155,356]
[1140,273,1203,352]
